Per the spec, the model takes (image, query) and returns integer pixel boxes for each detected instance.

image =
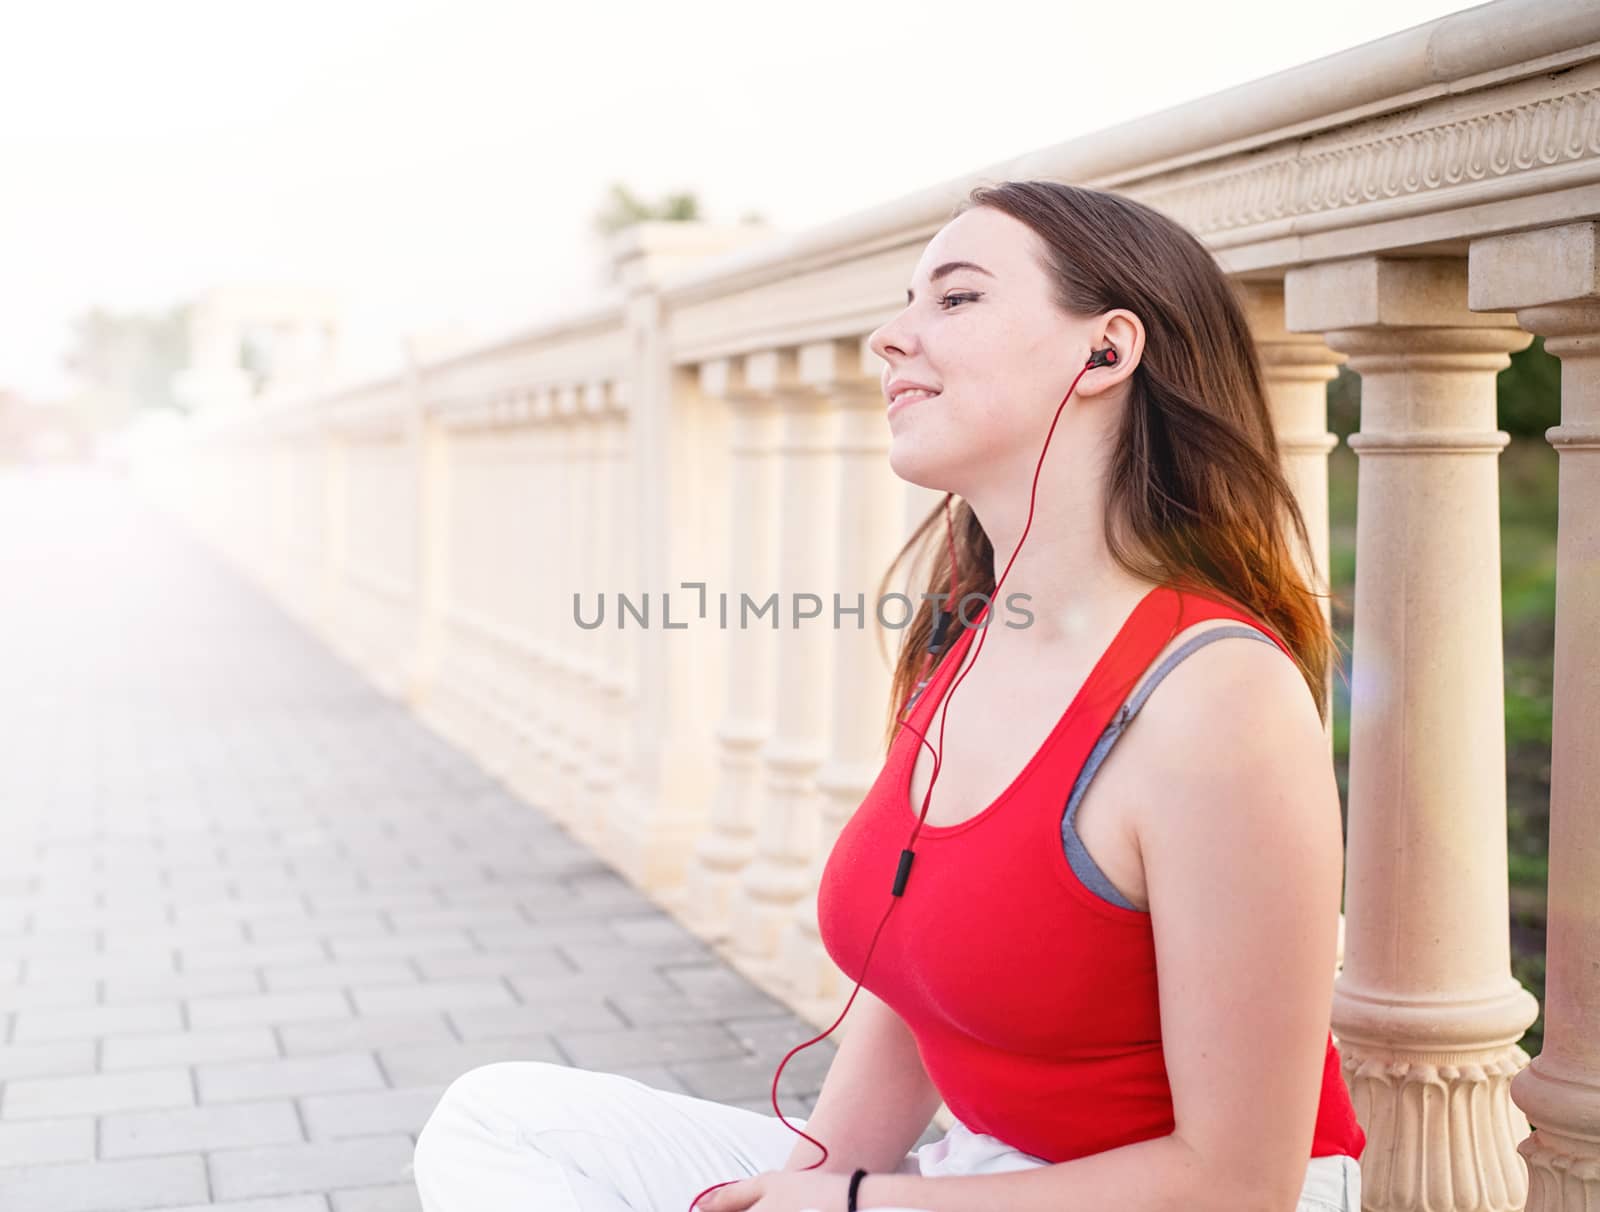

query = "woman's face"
[867,206,1096,495]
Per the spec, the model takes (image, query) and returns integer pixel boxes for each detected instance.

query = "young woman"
[411,180,1364,1212]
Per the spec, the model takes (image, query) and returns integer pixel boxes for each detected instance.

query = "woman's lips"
[887,390,940,418]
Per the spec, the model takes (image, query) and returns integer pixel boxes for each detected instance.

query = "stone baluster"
[512,390,561,804]
[1471,220,1600,1212]
[680,360,780,940]
[729,349,840,970]
[404,392,449,712]
[548,386,586,830]
[579,382,634,852]
[571,382,611,836]
[1285,255,1540,1212]
[1237,281,1345,751]
[480,398,519,779]
[499,394,539,792]
[778,343,901,1011]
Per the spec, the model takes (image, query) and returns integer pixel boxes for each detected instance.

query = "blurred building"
[172,285,345,411]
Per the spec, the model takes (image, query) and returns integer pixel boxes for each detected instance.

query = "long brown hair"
[876,179,1338,752]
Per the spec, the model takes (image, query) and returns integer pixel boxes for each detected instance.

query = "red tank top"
[816,582,1365,1164]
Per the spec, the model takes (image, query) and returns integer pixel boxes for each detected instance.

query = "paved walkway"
[0,466,847,1212]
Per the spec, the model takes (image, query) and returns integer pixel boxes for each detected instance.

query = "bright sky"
[2,0,1477,402]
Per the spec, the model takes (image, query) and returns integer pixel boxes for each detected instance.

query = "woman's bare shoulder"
[1122,623,1330,842]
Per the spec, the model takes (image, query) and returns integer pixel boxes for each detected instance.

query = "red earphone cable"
[687,353,1110,1211]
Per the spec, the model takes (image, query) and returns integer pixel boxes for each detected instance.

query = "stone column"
[729,349,840,970]
[510,391,560,806]
[1471,221,1600,1212]
[681,360,780,941]
[497,397,536,778]
[1285,255,1540,1212]
[576,380,617,837]
[581,383,634,854]
[480,398,520,780]
[438,412,478,755]
[549,386,589,833]
[322,427,347,635]
[404,402,450,712]
[777,343,902,1012]
[500,395,540,795]
[1237,281,1345,752]
[559,388,599,837]
[464,413,504,769]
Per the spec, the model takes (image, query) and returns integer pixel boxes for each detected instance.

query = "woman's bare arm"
[781,987,944,1175]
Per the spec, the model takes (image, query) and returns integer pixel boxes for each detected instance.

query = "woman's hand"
[693,1168,852,1211]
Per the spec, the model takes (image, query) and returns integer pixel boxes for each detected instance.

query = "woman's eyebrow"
[906,261,995,303]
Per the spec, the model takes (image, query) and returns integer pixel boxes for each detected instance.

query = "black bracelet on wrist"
[847,1167,868,1212]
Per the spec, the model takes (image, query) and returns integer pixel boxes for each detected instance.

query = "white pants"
[411,1060,1361,1212]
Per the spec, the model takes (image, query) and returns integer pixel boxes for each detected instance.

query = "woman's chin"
[887,441,960,492]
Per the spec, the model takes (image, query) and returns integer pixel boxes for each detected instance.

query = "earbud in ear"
[1086,347,1118,369]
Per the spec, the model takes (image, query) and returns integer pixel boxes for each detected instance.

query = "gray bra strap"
[1061,625,1281,911]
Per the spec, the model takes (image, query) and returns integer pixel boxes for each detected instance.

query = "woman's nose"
[870,315,912,360]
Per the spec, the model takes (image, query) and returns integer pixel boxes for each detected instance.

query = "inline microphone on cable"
[686,342,1122,1212]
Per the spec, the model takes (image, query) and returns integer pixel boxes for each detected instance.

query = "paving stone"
[263,960,419,994]
[408,945,567,981]
[277,1014,455,1058]
[448,998,625,1039]
[104,968,263,1004]
[11,1001,183,1045]
[209,1136,416,1201]
[101,1099,304,1158]
[2,1067,194,1120]
[183,939,331,971]
[102,1026,280,1071]
[189,990,353,1030]
[104,920,247,950]
[300,1086,448,1140]
[326,931,475,961]
[304,894,441,918]
[563,946,720,984]
[158,1198,329,1212]
[251,913,391,943]
[384,906,527,932]
[350,978,515,1017]
[0,1116,96,1166]
[607,987,790,1028]
[0,930,99,957]
[329,1184,422,1212]
[609,915,709,947]
[723,1016,842,1063]
[552,1021,752,1071]
[0,1039,97,1082]
[506,966,677,1003]
[24,951,177,981]
[0,978,99,1012]
[376,1037,563,1087]
[0,1153,208,1211]
[198,1052,386,1103]
[173,899,310,925]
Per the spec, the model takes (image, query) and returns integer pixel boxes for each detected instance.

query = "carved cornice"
[1137,85,1600,238]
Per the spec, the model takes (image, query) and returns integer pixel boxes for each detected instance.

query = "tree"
[590,181,704,239]
[61,303,191,418]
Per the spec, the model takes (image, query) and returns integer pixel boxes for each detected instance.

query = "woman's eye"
[938,292,978,309]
